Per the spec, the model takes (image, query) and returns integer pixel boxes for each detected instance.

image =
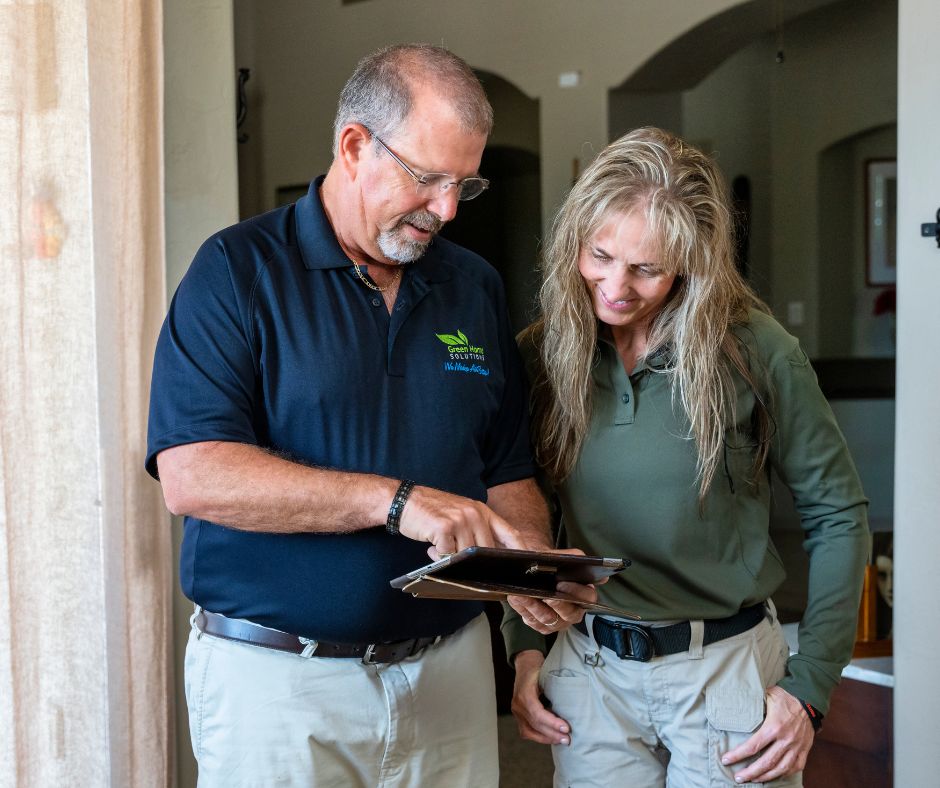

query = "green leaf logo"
[436,333,464,346]
[457,329,468,345]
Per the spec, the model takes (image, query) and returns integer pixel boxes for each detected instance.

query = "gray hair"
[332,44,493,154]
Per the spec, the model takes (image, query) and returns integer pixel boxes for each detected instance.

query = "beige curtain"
[0,1,172,785]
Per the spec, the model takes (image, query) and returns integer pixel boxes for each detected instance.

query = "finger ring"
[548,616,560,627]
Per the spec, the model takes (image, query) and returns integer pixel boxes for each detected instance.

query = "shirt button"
[621,392,630,404]
[371,297,381,307]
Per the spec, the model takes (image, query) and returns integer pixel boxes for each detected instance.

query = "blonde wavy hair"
[526,127,771,502]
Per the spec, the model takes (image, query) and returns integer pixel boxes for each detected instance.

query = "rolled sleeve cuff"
[145,422,258,479]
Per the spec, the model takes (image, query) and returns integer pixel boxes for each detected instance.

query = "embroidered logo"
[436,329,489,376]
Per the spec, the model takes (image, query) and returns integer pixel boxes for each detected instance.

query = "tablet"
[390,546,638,619]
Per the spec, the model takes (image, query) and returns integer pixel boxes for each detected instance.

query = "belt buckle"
[609,621,654,662]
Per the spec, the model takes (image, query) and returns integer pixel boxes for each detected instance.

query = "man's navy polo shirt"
[146,178,534,642]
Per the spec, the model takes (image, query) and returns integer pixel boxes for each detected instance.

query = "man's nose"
[426,188,460,224]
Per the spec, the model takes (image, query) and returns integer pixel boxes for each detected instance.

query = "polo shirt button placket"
[371,297,382,307]
[614,380,635,426]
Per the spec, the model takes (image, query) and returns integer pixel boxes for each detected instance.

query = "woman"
[503,128,868,787]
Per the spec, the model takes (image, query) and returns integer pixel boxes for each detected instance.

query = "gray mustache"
[400,211,443,234]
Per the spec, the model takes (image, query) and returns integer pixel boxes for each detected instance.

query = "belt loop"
[764,598,778,623]
[298,637,319,659]
[687,620,704,660]
[582,613,596,638]
[190,605,203,639]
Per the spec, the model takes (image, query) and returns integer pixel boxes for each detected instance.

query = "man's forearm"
[487,478,552,550]
[157,441,396,533]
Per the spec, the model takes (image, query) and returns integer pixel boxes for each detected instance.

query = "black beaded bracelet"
[386,479,416,535]
[799,699,824,732]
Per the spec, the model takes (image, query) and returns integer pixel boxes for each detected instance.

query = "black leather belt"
[195,610,442,664]
[574,604,765,662]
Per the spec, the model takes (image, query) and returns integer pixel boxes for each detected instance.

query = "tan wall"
[479,71,540,155]
[680,41,774,307]
[234,0,897,355]
[767,0,897,354]
[232,0,744,231]
[676,0,897,353]
[165,3,922,783]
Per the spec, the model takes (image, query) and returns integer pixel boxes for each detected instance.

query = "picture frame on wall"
[865,159,897,286]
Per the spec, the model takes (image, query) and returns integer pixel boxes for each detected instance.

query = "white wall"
[894,0,940,781]
[164,2,240,786]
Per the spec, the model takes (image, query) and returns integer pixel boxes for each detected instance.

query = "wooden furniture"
[804,676,893,787]
[783,623,893,787]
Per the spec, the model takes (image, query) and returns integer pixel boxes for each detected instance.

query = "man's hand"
[398,484,527,557]
[720,685,815,783]
[511,650,571,745]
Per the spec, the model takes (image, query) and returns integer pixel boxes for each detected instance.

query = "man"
[147,44,586,787]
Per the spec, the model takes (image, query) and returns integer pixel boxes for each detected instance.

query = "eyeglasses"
[369,131,489,201]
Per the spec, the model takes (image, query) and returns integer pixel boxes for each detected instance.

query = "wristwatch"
[799,699,824,732]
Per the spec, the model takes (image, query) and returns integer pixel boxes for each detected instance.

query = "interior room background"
[4,0,938,785]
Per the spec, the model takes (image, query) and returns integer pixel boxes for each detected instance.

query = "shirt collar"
[294,176,452,284]
[597,329,673,373]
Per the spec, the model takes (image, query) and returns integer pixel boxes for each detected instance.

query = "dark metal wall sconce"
[237,68,251,144]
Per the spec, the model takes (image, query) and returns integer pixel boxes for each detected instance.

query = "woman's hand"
[720,685,815,782]
[505,548,601,634]
[506,580,596,634]
[511,650,571,745]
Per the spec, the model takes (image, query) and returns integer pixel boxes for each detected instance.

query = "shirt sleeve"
[762,325,870,714]
[145,236,260,479]
[500,602,549,664]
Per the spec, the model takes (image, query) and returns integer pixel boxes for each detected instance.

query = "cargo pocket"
[705,684,764,786]
[539,643,590,726]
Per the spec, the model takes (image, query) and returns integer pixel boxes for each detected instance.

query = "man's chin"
[378,231,433,263]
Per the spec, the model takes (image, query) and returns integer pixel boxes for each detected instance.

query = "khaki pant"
[541,608,801,787]
[185,612,498,788]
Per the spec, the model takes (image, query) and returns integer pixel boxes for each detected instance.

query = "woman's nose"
[606,267,634,297]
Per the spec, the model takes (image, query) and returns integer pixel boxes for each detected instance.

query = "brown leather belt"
[195,610,442,664]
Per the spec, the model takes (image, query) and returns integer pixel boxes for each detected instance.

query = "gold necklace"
[352,259,402,292]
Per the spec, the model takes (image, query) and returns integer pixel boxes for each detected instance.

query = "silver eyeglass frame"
[368,129,490,201]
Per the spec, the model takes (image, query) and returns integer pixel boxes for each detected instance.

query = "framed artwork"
[872,531,893,640]
[865,159,897,286]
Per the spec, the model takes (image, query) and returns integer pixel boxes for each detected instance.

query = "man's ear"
[336,123,371,178]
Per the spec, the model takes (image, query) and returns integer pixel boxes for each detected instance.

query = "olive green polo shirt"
[502,309,869,713]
